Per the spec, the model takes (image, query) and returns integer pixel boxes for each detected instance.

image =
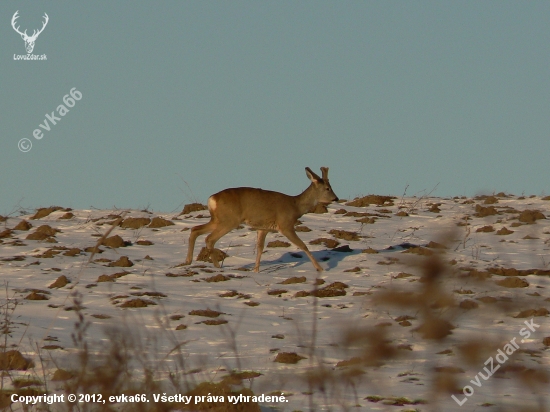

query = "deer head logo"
[11,11,49,54]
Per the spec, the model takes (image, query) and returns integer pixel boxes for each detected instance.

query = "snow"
[0,194,549,411]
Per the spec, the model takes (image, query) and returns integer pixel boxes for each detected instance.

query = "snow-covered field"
[1,193,549,411]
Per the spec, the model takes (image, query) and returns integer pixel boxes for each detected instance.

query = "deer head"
[11,11,49,54]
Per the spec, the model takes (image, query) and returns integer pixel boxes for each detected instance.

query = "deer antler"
[11,11,27,37]
[29,13,49,40]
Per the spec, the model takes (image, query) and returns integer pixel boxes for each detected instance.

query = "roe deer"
[184,167,338,272]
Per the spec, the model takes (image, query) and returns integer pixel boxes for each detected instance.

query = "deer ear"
[305,167,321,183]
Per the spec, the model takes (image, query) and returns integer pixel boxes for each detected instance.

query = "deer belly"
[244,218,277,231]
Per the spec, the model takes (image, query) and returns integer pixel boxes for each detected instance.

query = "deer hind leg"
[204,223,236,268]
[185,220,216,265]
[280,227,324,272]
[254,230,269,272]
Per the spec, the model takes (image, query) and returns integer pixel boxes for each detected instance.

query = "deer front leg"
[185,222,215,265]
[254,230,268,272]
[280,228,324,272]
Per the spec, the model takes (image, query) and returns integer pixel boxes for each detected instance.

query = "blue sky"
[1,1,549,215]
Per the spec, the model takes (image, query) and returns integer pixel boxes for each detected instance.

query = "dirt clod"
[274,352,306,364]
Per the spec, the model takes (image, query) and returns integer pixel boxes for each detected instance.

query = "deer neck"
[295,184,319,216]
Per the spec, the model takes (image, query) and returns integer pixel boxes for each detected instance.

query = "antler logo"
[11,10,49,54]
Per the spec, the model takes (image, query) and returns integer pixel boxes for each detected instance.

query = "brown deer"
[184,167,338,272]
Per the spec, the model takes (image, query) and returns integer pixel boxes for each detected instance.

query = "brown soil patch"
[329,229,360,241]
[107,256,134,267]
[267,289,288,296]
[0,229,12,239]
[476,225,495,233]
[543,337,550,346]
[394,273,413,279]
[427,241,447,249]
[362,247,379,254]
[346,195,395,207]
[147,217,174,228]
[514,308,549,318]
[26,225,60,240]
[49,275,70,289]
[495,277,529,288]
[166,270,197,277]
[518,210,546,223]
[91,314,111,319]
[488,267,550,277]
[175,324,187,330]
[197,247,228,263]
[356,217,376,224]
[97,271,129,282]
[181,203,208,215]
[0,350,33,370]
[219,290,239,298]
[308,203,328,214]
[136,240,154,245]
[267,240,291,248]
[274,352,306,364]
[295,225,311,232]
[414,318,455,339]
[130,291,167,298]
[279,276,306,284]
[204,274,230,282]
[221,371,262,385]
[119,298,157,308]
[84,246,104,254]
[51,369,74,381]
[454,289,474,294]
[310,237,340,248]
[336,357,363,367]
[25,291,49,300]
[58,212,74,219]
[63,248,81,256]
[120,217,151,229]
[35,249,61,258]
[13,220,32,231]
[344,267,361,273]
[310,282,348,298]
[102,235,128,248]
[496,227,514,235]
[189,309,224,318]
[483,196,499,204]
[344,211,370,217]
[30,206,63,220]
[201,319,228,325]
[403,247,433,256]
[474,205,499,217]
[459,300,479,309]
[244,301,260,306]
[42,345,63,350]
